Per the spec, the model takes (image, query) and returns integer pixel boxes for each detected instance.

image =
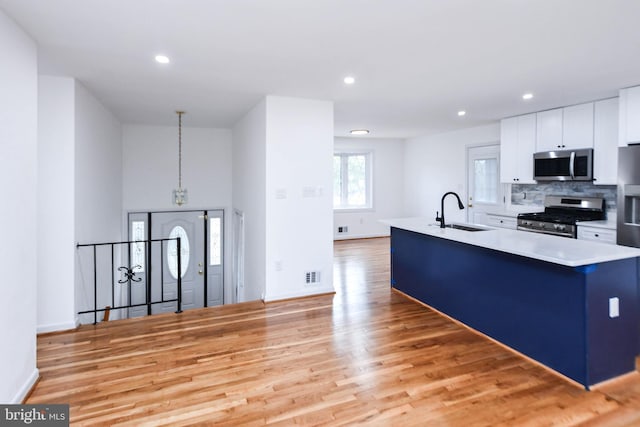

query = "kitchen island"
[381,217,640,389]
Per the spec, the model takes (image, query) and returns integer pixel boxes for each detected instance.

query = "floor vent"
[305,271,321,284]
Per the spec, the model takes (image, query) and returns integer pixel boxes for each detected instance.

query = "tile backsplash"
[512,182,617,214]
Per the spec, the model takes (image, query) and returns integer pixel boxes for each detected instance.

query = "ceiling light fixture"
[344,76,355,85]
[172,111,188,206]
[350,129,369,135]
[522,93,534,100]
[458,110,466,116]
[155,55,170,64]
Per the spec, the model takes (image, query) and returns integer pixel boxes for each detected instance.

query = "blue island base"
[390,227,639,389]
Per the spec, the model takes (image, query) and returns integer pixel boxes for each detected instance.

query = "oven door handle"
[517,226,575,238]
[569,151,576,180]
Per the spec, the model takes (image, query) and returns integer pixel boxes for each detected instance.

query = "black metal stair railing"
[76,237,183,324]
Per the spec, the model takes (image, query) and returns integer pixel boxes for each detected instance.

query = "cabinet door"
[563,102,594,149]
[536,109,563,151]
[516,113,536,184]
[500,117,518,183]
[593,98,618,185]
[620,86,640,145]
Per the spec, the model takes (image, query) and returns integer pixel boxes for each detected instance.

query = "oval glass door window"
[168,226,190,279]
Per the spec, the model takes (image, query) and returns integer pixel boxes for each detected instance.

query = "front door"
[151,211,205,313]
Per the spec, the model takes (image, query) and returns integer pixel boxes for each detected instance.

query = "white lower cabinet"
[577,226,616,244]
[486,214,517,230]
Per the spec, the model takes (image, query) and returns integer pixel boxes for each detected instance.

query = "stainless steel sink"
[445,223,489,232]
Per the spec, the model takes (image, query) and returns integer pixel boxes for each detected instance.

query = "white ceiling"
[2,0,640,139]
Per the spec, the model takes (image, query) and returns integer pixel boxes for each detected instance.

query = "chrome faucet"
[435,191,465,228]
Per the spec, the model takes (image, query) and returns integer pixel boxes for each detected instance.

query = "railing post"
[176,237,183,313]
[93,245,97,325]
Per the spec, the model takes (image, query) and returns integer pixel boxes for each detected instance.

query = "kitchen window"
[333,152,372,210]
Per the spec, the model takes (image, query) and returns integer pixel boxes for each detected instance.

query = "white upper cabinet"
[619,86,640,146]
[536,109,563,151]
[500,113,536,184]
[562,102,594,149]
[535,103,594,151]
[593,98,618,185]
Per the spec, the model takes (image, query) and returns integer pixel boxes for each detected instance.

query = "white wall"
[74,82,123,321]
[404,124,501,223]
[122,124,234,302]
[122,125,232,212]
[0,9,39,403]
[232,100,267,302]
[37,76,77,332]
[334,137,405,240]
[264,96,334,301]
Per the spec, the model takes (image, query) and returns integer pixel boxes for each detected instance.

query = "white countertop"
[381,217,640,267]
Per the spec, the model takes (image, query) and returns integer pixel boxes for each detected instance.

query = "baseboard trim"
[334,233,389,241]
[12,368,40,404]
[263,286,335,303]
[37,320,79,334]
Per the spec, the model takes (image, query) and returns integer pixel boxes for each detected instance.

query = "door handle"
[468,204,473,208]
[198,270,203,275]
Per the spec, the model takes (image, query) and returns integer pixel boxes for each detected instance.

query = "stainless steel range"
[517,195,605,238]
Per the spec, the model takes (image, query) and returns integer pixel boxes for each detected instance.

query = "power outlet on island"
[609,297,620,318]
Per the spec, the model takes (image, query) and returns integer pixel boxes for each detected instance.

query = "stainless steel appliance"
[533,148,594,181]
[517,195,605,238]
[617,145,640,247]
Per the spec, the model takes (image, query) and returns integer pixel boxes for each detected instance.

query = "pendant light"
[172,111,188,206]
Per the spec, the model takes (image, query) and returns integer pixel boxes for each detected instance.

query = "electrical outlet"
[609,297,619,318]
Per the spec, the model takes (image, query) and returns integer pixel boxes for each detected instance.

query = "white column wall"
[264,96,334,301]
[403,124,501,222]
[37,76,77,332]
[232,100,267,302]
[74,82,123,322]
[0,9,39,403]
[333,137,405,240]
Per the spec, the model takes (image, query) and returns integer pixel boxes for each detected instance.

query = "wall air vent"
[305,271,321,284]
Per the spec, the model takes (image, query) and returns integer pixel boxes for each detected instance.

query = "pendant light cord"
[177,111,184,189]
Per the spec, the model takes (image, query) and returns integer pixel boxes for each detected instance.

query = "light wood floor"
[29,238,640,426]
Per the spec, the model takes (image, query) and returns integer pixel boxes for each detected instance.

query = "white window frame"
[333,150,373,211]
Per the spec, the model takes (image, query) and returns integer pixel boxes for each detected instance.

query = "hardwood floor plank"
[28,237,640,425]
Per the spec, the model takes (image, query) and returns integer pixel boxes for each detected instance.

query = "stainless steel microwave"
[533,148,593,181]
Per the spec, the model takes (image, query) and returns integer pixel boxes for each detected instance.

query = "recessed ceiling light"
[344,76,355,85]
[155,55,170,64]
[350,129,369,135]
[522,93,534,100]
[458,110,466,116]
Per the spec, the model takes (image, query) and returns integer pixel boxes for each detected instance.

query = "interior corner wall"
[333,137,406,240]
[232,99,267,302]
[403,123,500,223]
[37,76,77,333]
[264,96,334,301]
[74,81,123,322]
[0,9,39,403]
